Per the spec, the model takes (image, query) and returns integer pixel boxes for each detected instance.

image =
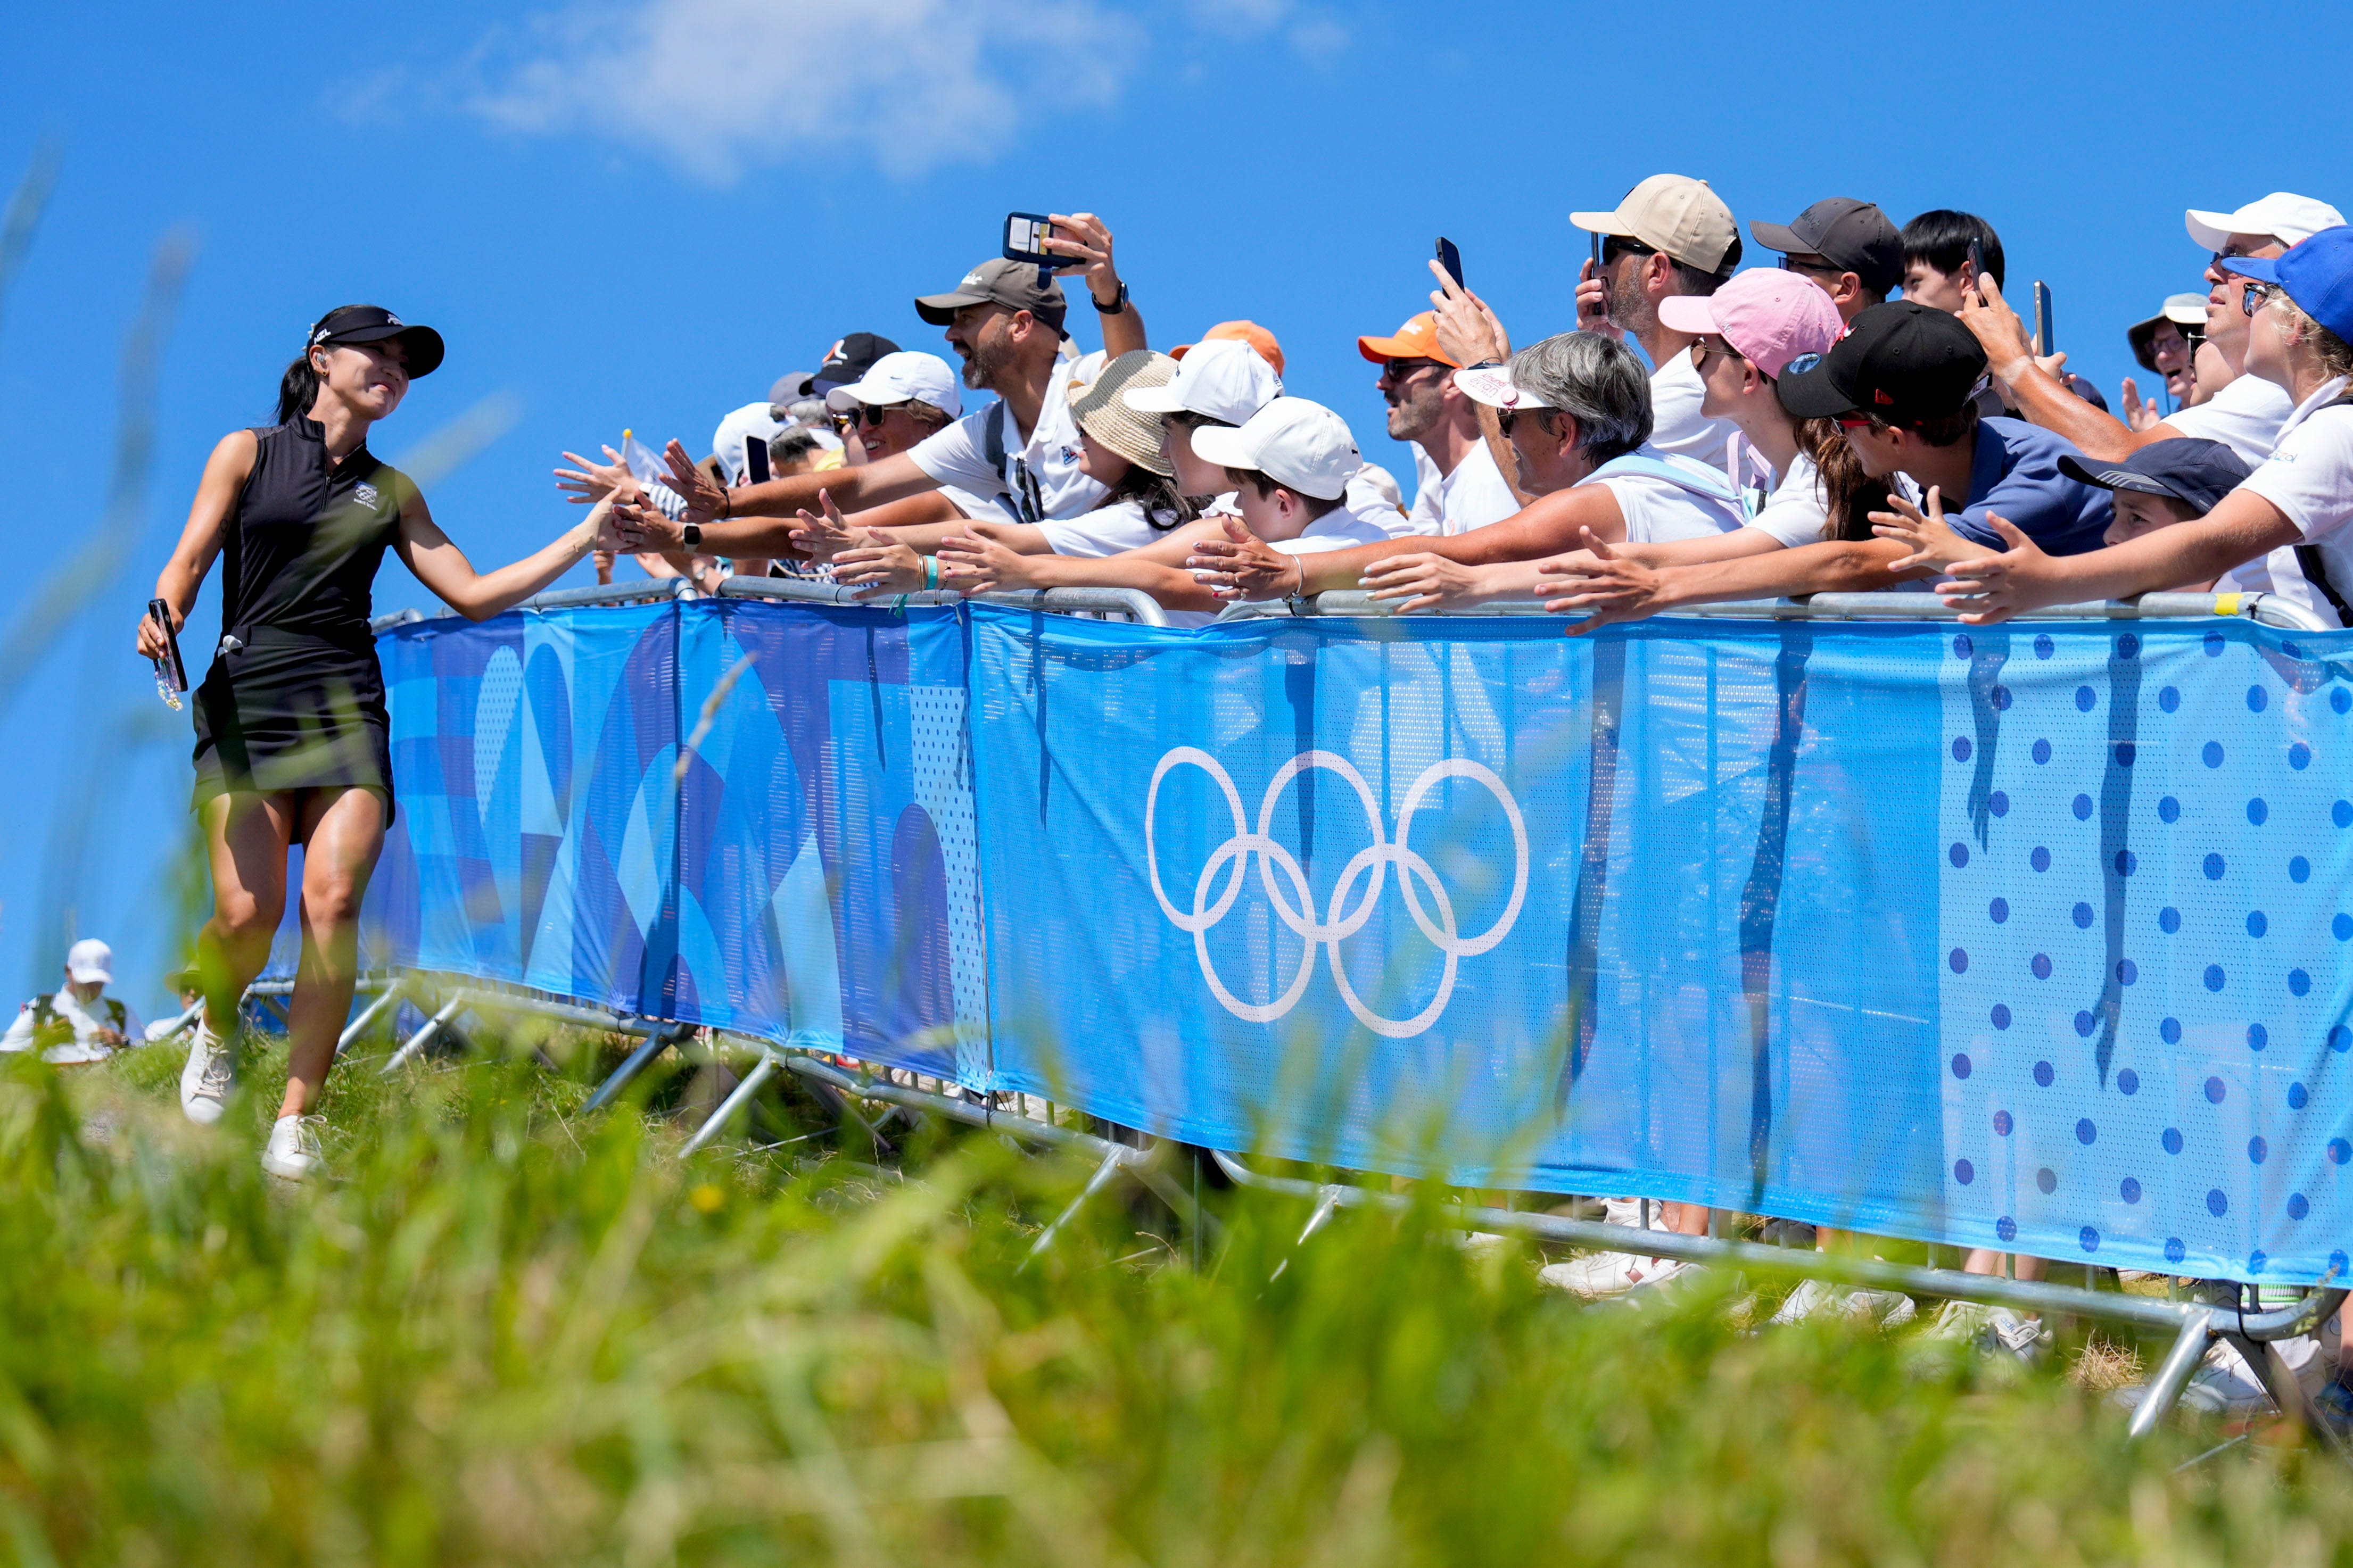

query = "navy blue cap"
[2220,226,2353,343]
[2057,437,2251,516]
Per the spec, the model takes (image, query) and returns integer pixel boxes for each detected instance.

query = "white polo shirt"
[1648,346,1741,477]
[1,989,142,1065]
[2162,371,2296,467]
[1744,451,1831,549]
[1038,499,1171,558]
[908,351,1110,522]
[1576,447,1749,544]
[2223,376,2353,627]
[1407,439,1521,535]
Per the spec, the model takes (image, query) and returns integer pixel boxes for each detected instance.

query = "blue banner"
[299,596,2353,1287]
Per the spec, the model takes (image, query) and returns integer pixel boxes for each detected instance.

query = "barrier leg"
[1269,1186,1345,1283]
[680,1051,778,1156]
[1023,1146,1132,1267]
[336,979,407,1055]
[582,1022,688,1113]
[381,994,465,1076]
[2127,1316,2212,1442]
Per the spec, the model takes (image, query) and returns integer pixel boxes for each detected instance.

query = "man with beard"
[622,214,1149,557]
[1357,311,1519,534]
[1570,174,1744,476]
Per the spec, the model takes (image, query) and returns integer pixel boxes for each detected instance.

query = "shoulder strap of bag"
[981,400,1010,492]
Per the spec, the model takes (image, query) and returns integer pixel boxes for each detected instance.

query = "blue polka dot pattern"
[1930,619,2347,1284]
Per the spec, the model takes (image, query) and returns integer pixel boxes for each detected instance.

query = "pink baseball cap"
[1657,269,1844,380]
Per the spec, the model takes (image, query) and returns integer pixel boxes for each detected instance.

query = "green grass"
[4,1033,2352,1566]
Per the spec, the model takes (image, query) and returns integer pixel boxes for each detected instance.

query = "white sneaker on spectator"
[1771,1277,1918,1329]
[178,1021,234,1125]
[260,1114,325,1182]
[1920,1299,2048,1366]
[1540,1249,1689,1299]
[2110,1340,2272,1420]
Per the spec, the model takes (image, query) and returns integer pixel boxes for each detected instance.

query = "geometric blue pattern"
[281,599,2353,1285]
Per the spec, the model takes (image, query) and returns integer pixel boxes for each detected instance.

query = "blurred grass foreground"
[8,1033,2353,1566]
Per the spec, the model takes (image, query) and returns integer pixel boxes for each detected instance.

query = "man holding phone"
[1953,192,2343,467]
[1357,311,1517,534]
[1570,174,1744,478]
[616,212,1148,559]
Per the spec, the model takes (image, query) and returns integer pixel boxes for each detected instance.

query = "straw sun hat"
[1068,351,1177,477]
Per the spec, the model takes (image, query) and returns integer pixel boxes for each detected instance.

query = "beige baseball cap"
[1571,174,1740,273]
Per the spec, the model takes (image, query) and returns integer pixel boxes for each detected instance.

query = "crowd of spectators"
[551,187,2353,1418]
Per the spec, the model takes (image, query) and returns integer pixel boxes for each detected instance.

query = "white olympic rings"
[1144,746,1529,1039]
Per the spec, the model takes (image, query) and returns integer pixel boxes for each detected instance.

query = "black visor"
[309,305,444,377]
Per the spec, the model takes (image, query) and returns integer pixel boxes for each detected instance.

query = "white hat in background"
[1449,363,1554,411]
[66,938,112,986]
[711,401,786,485]
[1121,337,1283,426]
[823,351,964,419]
[2184,193,2348,252]
[1190,397,1363,501]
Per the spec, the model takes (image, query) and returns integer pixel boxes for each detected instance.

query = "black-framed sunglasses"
[1601,234,1657,269]
[1496,405,1550,437]
[1383,357,1444,380]
[1778,254,1844,278]
[2241,280,2278,317]
[840,400,914,427]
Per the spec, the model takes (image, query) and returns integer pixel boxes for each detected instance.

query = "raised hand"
[1869,485,1975,575]
[1535,529,1666,635]
[556,445,630,504]
[1574,256,1620,339]
[1425,261,1511,366]
[936,521,1034,593]
[833,530,928,598]
[1044,211,1124,306]
[1183,515,1302,601]
[1359,551,1487,612]
[1956,271,2038,385]
[785,490,858,564]
[2121,376,2161,432]
[1935,515,2055,625]
[610,494,682,553]
[660,439,728,523]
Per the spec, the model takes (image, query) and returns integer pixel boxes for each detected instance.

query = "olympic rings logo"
[1145,748,1529,1039]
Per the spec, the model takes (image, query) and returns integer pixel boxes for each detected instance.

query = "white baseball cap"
[66,939,112,985]
[823,351,963,419]
[1449,363,1554,411]
[1190,397,1363,501]
[1122,337,1283,425]
[711,401,785,484]
[2185,193,2348,252]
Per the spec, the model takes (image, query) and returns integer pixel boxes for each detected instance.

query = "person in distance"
[2121,294,2208,427]
[0,939,141,1065]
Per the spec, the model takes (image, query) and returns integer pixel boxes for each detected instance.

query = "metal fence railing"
[1213,588,2338,632]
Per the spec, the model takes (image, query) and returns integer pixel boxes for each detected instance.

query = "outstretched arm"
[1537,528,1928,630]
[1932,490,2300,624]
[1959,274,2190,462]
[1186,485,1627,601]
[393,488,617,621]
[939,520,1225,613]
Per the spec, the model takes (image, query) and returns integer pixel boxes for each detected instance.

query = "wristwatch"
[1093,279,1130,315]
[682,521,703,550]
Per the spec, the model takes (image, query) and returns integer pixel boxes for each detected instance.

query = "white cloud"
[467,0,1143,182]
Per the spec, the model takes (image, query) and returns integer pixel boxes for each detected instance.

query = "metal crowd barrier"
[318,574,2344,1443]
[1214,588,2338,632]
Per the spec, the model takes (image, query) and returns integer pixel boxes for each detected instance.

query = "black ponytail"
[276,304,370,425]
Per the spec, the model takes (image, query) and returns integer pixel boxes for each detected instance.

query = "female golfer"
[138,304,618,1179]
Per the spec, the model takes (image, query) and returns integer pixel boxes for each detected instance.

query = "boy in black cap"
[1876,437,2252,588]
[1749,197,1903,323]
[1778,300,2112,557]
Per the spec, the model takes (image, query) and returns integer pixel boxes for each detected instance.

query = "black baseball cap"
[308,305,444,377]
[1749,198,1905,297]
[779,333,901,400]
[2058,437,2251,517]
[1778,301,1987,425]
[914,258,1068,336]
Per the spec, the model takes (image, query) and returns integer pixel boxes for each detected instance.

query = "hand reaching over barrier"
[1185,516,1305,602]
[1359,552,1540,613]
[555,446,631,505]
[1932,518,2060,624]
[833,529,930,598]
[1870,486,1978,577]
[1535,530,1672,635]
[936,521,1037,593]
[786,491,860,565]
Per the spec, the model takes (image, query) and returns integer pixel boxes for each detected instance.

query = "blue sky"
[3,0,2348,1012]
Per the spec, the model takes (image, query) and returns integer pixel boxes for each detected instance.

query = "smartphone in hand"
[1966,236,1987,298]
[2033,281,2055,355]
[1435,236,1465,292]
[743,433,771,486]
[147,597,186,709]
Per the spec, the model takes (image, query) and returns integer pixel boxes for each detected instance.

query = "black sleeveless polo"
[189,415,409,816]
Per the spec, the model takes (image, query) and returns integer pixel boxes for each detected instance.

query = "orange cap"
[1357,311,1458,368]
[1170,319,1285,376]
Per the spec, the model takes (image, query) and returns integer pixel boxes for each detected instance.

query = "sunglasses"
[2241,280,2278,317]
[1778,254,1844,278]
[1383,357,1443,380]
[1601,234,1657,269]
[839,400,914,428]
[1689,337,1746,369]
[1496,405,1551,437]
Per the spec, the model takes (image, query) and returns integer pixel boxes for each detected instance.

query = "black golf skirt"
[190,626,395,820]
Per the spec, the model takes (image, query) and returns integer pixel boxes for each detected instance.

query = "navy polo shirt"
[1944,418,2115,557]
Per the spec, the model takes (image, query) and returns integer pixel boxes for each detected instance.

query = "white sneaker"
[1540,1249,1690,1298]
[178,1021,234,1125]
[260,1114,325,1182]
[1770,1276,1918,1329]
[1920,1299,2049,1365]
[2110,1340,2272,1420]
